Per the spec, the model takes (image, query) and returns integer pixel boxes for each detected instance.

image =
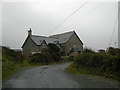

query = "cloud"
[2,1,118,51]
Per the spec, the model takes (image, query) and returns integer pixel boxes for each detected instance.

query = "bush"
[51,52,61,62]
[48,43,60,53]
[61,56,73,62]
[2,46,28,78]
[29,52,52,64]
[2,46,18,59]
[107,47,120,56]
[83,47,95,53]
[98,49,105,53]
[29,43,62,64]
[70,50,120,80]
[74,53,93,66]
[48,43,61,62]
[2,59,16,77]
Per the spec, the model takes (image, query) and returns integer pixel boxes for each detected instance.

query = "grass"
[2,58,46,79]
[2,46,65,79]
[0,57,2,80]
[66,62,94,75]
[3,60,25,79]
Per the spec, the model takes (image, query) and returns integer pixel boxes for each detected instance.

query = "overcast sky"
[1,0,119,51]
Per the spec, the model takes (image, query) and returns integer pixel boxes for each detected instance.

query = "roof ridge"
[31,35,48,38]
[31,35,58,39]
[49,30,74,36]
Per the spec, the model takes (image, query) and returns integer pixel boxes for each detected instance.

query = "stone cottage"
[21,28,83,56]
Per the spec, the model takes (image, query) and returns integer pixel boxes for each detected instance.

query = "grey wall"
[39,42,48,50]
[61,33,83,55]
[22,36,40,56]
[22,36,49,56]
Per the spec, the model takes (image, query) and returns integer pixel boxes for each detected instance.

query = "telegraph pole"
[118,1,120,48]
[114,42,116,48]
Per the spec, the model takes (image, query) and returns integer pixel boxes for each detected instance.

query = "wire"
[80,3,103,21]
[46,0,90,35]
[59,3,103,35]
[109,15,118,47]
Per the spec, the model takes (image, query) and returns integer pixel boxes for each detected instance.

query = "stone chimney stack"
[28,28,32,36]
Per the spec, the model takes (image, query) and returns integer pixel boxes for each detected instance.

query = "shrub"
[29,52,52,64]
[48,43,61,62]
[48,43,60,53]
[29,43,62,64]
[73,52,119,74]
[51,52,61,62]
[67,47,120,80]
[115,54,120,72]
[2,46,23,62]
[69,56,74,61]
[61,56,73,62]
[2,47,16,57]
[2,46,26,78]
[2,59,15,77]
[107,47,120,56]
[98,49,105,53]
[83,47,95,53]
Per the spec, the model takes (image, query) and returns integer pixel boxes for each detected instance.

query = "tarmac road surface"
[2,63,120,88]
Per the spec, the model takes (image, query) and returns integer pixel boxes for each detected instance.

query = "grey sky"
[1,0,119,51]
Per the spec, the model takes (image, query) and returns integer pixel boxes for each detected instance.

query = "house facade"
[22,29,83,56]
[49,31,83,55]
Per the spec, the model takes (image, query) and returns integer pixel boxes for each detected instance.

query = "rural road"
[2,63,120,88]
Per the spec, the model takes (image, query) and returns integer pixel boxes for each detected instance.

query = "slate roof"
[22,31,83,48]
[30,35,58,45]
[49,31,74,43]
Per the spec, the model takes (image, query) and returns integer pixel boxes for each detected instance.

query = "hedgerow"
[67,47,120,80]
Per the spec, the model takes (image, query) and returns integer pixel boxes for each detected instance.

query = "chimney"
[28,28,32,36]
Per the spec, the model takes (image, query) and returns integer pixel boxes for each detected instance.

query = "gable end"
[65,31,83,45]
[21,36,38,48]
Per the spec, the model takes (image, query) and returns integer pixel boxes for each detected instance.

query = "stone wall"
[61,32,83,55]
[22,36,40,56]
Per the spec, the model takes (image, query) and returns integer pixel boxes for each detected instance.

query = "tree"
[48,43,60,53]
[48,43,61,62]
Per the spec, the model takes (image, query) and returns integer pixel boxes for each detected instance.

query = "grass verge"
[66,62,120,81]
